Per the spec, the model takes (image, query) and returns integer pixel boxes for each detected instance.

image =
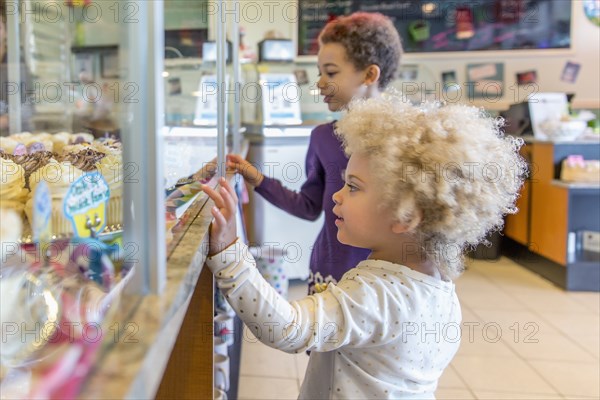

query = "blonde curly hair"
[335,94,527,279]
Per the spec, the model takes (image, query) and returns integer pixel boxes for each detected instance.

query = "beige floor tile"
[434,388,475,399]
[469,309,560,337]
[239,340,298,379]
[529,360,600,398]
[455,323,516,358]
[451,355,559,394]
[458,287,528,310]
[455,271,499,293]
[461,305,483,324]
[503,331,597,363]
[567,333,600,360]
[566,292,600,314]
[438,365,467,389]
[237,376,299,400]
[513,291,593,314]
[472,390,564,399]
[538,311,600,336]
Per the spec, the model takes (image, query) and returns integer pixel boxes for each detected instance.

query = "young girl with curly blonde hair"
[203,95,526,399]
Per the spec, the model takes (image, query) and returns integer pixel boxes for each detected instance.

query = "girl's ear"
[364,64,381,86]
[391,209,422,234]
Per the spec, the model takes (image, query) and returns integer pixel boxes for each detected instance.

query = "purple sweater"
[255,122,371,293]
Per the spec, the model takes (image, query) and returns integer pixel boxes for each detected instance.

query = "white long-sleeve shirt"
[206,240,462,399]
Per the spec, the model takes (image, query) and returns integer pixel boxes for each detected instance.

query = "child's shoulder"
[350,260,455,292]
[311,121,337,136]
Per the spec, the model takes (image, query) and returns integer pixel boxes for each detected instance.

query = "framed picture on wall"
[560,61,581,84]
[516,70,538,85]
[100,52,119,79]
[466,62,504,99]
[73,53,94,82]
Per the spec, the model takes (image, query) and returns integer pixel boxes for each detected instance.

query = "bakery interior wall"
[222,0,599,111]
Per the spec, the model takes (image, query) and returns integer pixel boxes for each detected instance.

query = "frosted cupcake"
[0,137,19,154]
[9,132,33,144]
[26,160,84,236]
[9,151,55,189]
[51,132,73,154]
[91,139,122,156]
[71,132,95,144]
[25,133,54,153]
[59,148,106,172]
[0,158,28,216]
[96,154,123,227]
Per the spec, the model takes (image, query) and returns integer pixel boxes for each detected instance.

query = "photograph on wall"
[466,62,504,98]
[441,70,457,87]
[294,69,309,86]
[100,52,119,79]
[516,70,538,85]
[168,78,182,96]
[560,61,581,84]
[73,53,94,82]
[398,64,419,82]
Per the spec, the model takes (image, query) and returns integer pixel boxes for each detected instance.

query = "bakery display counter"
[1,178,217,399]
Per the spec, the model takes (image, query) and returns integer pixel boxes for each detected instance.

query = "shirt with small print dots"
[206,239,462,399]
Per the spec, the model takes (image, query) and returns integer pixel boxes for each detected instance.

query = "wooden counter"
[504,138,600,291]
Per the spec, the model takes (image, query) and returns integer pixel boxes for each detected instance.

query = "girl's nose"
[332,189,342,205]
[317,75,328,90]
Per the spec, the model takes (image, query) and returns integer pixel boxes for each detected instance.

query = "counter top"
[551,179,600,190]
[79,190,214,399]
[520,134,600,145]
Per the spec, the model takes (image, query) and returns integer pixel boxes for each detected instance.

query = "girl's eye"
[327,72,337,78]
[346,183,358,192]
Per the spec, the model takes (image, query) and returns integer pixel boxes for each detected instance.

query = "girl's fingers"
[219,178,239,205]
[201,184,225,209]
[211,206,227,227]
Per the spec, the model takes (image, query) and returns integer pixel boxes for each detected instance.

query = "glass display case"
[1,1,234,398]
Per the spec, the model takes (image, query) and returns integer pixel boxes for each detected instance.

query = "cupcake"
[0,137,19,154]
[96,154,122,228]
[9,132,33,143]
[25,133,54,153]
[91,139,122,156]
[61,142,92,155]
[71,132,94,144]
[10,151,55,189]
[0,158,28,216]
[59,148,106,172]
[51,132,73,154]
[26,160,85,236]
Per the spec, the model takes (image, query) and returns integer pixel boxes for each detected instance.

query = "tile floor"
[237,256,600,399]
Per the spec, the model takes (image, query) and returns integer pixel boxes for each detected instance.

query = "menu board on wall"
[298,0,572,55]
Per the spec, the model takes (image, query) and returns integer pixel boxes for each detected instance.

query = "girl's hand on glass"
[202,178,239,256]
[226,154,264,187]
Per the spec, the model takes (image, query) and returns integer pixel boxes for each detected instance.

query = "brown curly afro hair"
[318,12,403,90]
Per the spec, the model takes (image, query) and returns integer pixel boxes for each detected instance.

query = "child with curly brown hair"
[203,94,526,399]
[227,12,403,294]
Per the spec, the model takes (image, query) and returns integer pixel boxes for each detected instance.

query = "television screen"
[259,39,294,62]
[202,41,231,62]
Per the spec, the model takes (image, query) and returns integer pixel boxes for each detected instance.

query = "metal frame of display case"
[120,0,167,294]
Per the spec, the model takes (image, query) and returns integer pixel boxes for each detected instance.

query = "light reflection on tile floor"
[237,257,600,399]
